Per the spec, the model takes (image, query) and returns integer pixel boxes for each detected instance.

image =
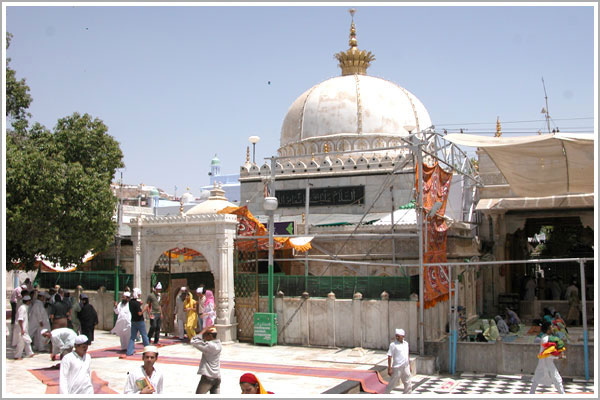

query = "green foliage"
[5,33,124,271]
[6,33,32,122]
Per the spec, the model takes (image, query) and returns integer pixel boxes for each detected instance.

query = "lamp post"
[263,159,278,313]
[249,136,260,164]
[405,124,425,356]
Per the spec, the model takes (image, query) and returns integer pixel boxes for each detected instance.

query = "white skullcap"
[395,328,405,336]
[123,291,131,297]
[22,295,31,301]
[21,284,27,289]
[74,335,89,345]
[196,287,204,294]
[143,345,159,354]
[181,286,186,291]
[132,288,141,299]
[155,282,162,290]
[40,328,49,335]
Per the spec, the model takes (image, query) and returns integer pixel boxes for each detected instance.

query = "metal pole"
[114,172,123,324]
[252,143,256,164]
[304,183,311,291]
[579,259,589,381]
[452,277,458,375]
[416,134,425,356]
[448,265,453,374]
[390,186,397,272]
[267,157,275,314]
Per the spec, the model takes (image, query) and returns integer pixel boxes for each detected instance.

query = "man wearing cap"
[42,327,77,360]
[384,328,412,394]
[127,288,150,356]
[29,290,51,352]
[10,283,28,326]
[112,291,132,350]
[191,326,222,394]
[12,295,34,360]
[175,287,187,340]
[146,283,163,345]
[124,345,164,394]
[60,334,94,394]
[78,294,98,344]
[196,285,206,332]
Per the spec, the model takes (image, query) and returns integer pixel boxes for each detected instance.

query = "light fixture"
[248,136,261,164]
[263,196,278,211]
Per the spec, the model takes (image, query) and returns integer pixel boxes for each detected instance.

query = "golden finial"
[334,9,375,76]
[179,197,184,215]
[302,212,305,224]
[324,143,330,153]
[495,116,502,137]
[186,187,190,191]
[311,153,315,162]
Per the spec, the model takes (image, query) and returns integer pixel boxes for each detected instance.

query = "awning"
[476,193,594,211]
[445,133,594,197]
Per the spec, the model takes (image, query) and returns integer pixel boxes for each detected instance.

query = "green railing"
[258,275,411,299]
[35,271,134,292]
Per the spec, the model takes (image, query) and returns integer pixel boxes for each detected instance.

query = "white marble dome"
[186,184,235,215]
[279,75,432,155]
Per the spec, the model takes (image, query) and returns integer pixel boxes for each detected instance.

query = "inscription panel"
[275,186,364,208]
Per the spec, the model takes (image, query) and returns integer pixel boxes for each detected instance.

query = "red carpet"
[88,337,187,358]
[118,354,388,394]
[28,366,118,394]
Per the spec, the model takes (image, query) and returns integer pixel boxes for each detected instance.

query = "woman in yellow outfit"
[184,292,198,341]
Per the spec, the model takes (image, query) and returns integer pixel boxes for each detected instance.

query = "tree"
[6,32,32,122]
[6,33,124,270]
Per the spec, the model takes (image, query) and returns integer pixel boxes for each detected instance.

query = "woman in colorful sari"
[184,292,198,342]
[200,290,216,328]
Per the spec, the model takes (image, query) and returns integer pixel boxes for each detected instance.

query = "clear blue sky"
[5,4,596,196]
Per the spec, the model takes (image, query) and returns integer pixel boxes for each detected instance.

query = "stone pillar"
[380,291,390,349]
[214,235,237,343]
[327,292,336,348]
[352,292,363,348]
[132,218,142,290]
[491,212,507,313]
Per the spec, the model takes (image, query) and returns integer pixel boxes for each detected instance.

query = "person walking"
[111,291,132,350]
[41,327,77,361]
[384,328,412,394]
[10,283,27,326]
[28,291,51,352]
[12,295,34,360]
[184,292,198,342]
[127,288,150,356]
[191,326,222,394]
[70,292,82,334]
[529,321,565,394]
[196,286,206,332]
[200,290,216,329]
[146,282,163,345]
[174,287,187,340]
[59,334,94,394]
[78,294,98,344]
[124,345,164,394]
[50,293,70,330]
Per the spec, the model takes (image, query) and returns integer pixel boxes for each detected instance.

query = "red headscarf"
[239,373,273,394]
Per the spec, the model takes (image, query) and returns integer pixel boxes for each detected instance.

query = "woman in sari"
[184,292,198,341]
[200,290,216,328]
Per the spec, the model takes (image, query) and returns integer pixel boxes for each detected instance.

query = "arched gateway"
[129,212,239,343]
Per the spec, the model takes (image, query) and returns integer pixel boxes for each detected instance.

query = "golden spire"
[334,9,375,76]
[311,153,315,162]
[495,116,502,137]
[324,143,330,153]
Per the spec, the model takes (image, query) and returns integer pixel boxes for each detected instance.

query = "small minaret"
[495,117,502,137]
[210,154,221,177]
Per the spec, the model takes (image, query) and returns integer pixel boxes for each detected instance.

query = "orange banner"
[417,162,453,309]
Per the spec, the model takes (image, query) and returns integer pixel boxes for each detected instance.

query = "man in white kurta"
[12,295,34,359]
[111,291,132,350]
[29,292,51,352]
[384,328,412,394]
[123,345,164,394]
[174,287,187,340]
[529,322,565,394]
[59,335,94,394]
[42,327,77,360]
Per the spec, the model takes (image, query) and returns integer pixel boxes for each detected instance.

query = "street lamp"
[249,136,260,164]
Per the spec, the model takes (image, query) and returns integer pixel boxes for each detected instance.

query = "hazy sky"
[5,3,596,196]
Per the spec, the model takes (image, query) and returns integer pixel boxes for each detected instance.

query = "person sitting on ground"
[495,315,510,336]
[505,307,521,333]
[483,319,500,342]
[124,345,164,394]
[239,372,274,394]
[41,327,77,361]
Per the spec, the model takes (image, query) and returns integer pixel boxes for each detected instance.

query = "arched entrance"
[129,213,239,342]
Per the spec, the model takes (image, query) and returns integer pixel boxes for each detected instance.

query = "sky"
[4,3,596,197]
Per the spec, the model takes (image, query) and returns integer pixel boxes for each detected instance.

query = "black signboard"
[275,186,364,208]
[274,221,295,235]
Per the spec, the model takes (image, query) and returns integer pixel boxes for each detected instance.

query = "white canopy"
[445,133,594,197]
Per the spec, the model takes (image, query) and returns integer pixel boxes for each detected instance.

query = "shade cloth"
[444,133,594,197]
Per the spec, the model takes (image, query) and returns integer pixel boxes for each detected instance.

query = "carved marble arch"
[147,243,218,281]
[337,140,351,152]
[278,148,286,157]
[354,139,369,151]
[286,146,296,157]
[388,139,402,149]
[373,138,386,150]
[296,143,306,155]
[310,142,319,155]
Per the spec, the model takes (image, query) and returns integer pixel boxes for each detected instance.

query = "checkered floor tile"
[396,375,595,395]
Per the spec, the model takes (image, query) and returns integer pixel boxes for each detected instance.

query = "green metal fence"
[258,275,411,299]
[35,271,134,291]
